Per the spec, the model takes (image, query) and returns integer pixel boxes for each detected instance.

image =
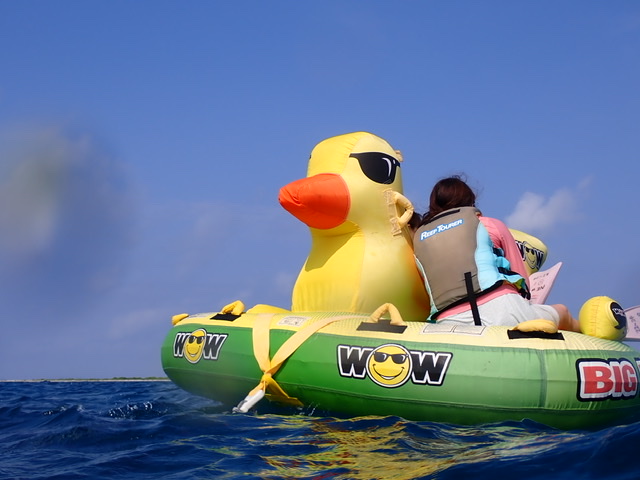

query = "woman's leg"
[552,304,581,332]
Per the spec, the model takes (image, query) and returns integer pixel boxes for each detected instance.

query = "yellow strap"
[221,300,245,315]
[367,303,407,326]
[511,318,558,334]
[394,191,414,229]
[252,314,274,373]
[247,313,355,406]
[386,190,414,236]
[172,313,189,325]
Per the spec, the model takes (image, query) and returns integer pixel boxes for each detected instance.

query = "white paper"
[528,262,563,304]
[624,305,640,340]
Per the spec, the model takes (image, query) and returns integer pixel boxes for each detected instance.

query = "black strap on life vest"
[464,271,482,326]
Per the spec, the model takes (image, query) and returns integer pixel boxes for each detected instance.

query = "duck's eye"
[350,152,400,184]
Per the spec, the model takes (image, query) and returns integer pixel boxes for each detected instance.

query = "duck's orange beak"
[279,173,350,229]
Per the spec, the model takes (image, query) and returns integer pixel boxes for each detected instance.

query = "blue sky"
[1,1,639,379]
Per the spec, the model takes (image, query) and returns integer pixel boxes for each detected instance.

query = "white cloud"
[0,124,135,317]
[505,178,591,235]
[0,127,75,257]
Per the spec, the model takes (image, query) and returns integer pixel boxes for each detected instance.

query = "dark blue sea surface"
[1,380,638,480]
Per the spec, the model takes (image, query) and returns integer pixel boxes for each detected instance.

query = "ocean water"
[1,381,639,480]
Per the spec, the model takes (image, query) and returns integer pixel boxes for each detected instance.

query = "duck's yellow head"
[279,132,404,230]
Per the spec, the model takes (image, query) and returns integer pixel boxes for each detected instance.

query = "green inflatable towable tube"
[161,309,640,430]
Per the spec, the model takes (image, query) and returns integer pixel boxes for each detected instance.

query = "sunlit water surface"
[1,381,638,479]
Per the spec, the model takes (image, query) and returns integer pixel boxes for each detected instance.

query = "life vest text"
[420,219,464,241]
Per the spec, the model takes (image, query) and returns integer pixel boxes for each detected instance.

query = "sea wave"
[1,381,639,480]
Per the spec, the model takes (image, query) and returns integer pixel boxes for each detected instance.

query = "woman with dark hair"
[413,175,580,331]
[408,210,423,232]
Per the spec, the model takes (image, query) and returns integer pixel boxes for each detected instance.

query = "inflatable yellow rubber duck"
[279,132,430,319]
[509,228,548,276]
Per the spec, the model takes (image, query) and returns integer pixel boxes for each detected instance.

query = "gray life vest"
[413,207,529,323]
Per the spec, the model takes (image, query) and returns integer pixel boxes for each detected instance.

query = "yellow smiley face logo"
[366,344,412,387]
[185,328,206,364]
[521,241,539,272]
